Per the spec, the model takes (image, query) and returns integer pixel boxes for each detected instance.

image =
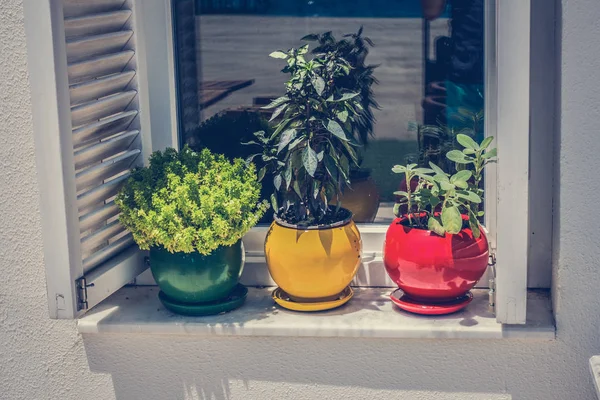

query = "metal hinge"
[76,277,94,311]
[488,251,497,314]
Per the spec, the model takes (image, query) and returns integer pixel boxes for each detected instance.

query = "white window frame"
[26,0,551,325]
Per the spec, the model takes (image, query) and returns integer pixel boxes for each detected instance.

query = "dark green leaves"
[325,119,348,141]
[262,96,289,109]
[311,74,325,96]
[277,129,297,153]
[302,146,318,177]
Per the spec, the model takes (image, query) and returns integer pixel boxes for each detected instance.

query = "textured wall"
[1,0,600,399]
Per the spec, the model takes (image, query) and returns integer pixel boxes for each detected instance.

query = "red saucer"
[390,289,473,315]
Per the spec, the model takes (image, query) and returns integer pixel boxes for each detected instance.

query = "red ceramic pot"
[383,214,489,302]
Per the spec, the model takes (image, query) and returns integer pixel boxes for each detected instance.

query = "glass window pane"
[172,0,485,224]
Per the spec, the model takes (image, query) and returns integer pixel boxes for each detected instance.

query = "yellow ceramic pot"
[265,210,362,301]
[335,172,380,223]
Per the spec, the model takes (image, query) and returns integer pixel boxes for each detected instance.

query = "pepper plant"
[246,44,364,225]
[302,26,379,146]
[392,134,497,238]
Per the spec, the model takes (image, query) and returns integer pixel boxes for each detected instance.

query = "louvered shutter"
[63,0,148,312]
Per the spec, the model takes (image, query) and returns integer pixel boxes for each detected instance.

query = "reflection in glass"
[172,0,485,224]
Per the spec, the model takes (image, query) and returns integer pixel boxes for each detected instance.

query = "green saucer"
[158,284,248,316]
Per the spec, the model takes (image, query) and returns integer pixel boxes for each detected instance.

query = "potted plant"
[247,43,364,312]
[116,146,268,316]
[384,134,496,315]
[302,28,380,222]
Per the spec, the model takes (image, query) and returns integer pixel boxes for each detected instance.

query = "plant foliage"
[247,43,367,225]
[116,146,269,254]
[392,134,497,238]
[302,26,379,147]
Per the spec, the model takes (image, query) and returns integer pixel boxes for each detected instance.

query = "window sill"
[77,287,555,340]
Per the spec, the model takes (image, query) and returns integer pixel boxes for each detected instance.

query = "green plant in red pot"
[384,134,497,315]
[116,146,268,316]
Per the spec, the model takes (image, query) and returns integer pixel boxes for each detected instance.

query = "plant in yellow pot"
[247,44,363,312]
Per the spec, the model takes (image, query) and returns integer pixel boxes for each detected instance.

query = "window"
[25,0,547,325]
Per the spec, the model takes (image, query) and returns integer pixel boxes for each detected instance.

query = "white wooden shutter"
[24,0,148,318]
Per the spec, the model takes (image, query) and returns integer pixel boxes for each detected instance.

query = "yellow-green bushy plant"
[116,146,269,255]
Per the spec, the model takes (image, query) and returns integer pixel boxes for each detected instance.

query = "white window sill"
[78,287,555,340]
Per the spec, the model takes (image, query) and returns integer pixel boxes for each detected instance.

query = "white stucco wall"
[1,0,599,399]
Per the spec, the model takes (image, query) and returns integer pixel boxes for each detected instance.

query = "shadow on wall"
[81,332,569,400]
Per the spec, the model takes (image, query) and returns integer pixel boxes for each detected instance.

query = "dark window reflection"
[172,0,485,223]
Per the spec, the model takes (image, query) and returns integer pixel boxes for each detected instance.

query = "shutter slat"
[81,220,126,254]
[74,130,139,170]
[70,71,135,105]
[64,10,132,39]
[68,51,134,84]
[78,173,130,212]
[76,149,140,191]
[79,201,120,233]
[71,90,136,128]
[73,110,137,147]
[82,234,134,273]
[63,0,126,18]
[66,31,133,63]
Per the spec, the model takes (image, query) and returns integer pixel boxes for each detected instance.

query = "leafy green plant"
[392,134,496,238]
[116,146,269,254]
[247,43,365,225]
[302,27,379,147]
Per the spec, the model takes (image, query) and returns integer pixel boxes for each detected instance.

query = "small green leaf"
[302,146,318,177]
[393,191,409,197]
[393,203,401,217]
[262,96,289,109]
[392,165,406,174]
[430,196,441,208]
[327,92,360,102]
[313,180,320,199]
[482,148,497,159]
[270,193,278,212]
[428,162,446,176]
[269,103,288,122]
[450,170,472,184]
[454,180,468,189]
[414,168,435,175]
[284,163,292,189]
[287,136,304,151]
[441,205,462,234]
[468,209,481,238]
[277,129,297,153]
[480,136,494,150]
[311,74,325,96]
[316,151,324,161]
[428,217,446,236]
[440,181,455,191]
[293,181,302,198]
[457,190,482,203]
[273,174,282,191]
[269,51,288,59]
[337,109,349,123]
[298,44,309,55]
[433,173,450,183]
[456,133,479,150]
[446,150,470,164]
[257,167,266,182]
[325,119,348,141]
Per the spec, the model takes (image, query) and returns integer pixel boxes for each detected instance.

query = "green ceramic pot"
[149,240,244,304]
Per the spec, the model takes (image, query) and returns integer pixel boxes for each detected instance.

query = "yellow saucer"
[272,286,354,312]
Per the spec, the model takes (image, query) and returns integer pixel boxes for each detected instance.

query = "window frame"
[26,0,547,325]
